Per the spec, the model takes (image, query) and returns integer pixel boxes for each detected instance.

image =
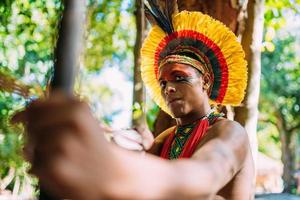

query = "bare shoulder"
[147,126,176,155]
[193,118,251,170]
[210,118,247,139]
[210,118,253,167]
[196,118,249,149]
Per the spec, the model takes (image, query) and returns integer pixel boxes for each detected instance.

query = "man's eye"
[159,81,167,89]
[175,76,185,81]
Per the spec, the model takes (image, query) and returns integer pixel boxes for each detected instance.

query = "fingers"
[11,110,27,124]
[27,101,86,135]
[99,123,113,132]
[112,130,144,151]
[25,97,99,142]
[19,92,114,199]
[114,129,143,143]
[31,129,76,169]
[11,91,71,125]
[134,125,154,150]
[21,93,93,168]
[23,139,35,163]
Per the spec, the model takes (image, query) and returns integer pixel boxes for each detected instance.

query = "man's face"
[158,63,207,118]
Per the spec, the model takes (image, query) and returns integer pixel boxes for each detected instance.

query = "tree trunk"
[277,111,296,193]
[132,0,147,127]
[281,131,296,193]
[234,0,265,166]
[177,0,244,32]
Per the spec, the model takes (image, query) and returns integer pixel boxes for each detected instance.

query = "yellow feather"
[141,11,248,116]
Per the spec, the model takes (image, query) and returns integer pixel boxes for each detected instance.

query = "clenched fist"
[13,92,123,199]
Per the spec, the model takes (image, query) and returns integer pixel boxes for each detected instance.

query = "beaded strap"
[163,112,223,160]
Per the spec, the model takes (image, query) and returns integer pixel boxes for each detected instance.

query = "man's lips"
[167,98,182,105]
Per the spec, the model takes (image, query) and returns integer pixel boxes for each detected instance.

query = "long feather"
[161,0,178,32]
[144,6,157,26]
[166,0,178,25]
[144,5,170,33]
[143,0,176,34]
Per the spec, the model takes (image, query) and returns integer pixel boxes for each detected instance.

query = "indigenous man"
[15,4,254,200]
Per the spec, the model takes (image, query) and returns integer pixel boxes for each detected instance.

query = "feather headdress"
[141,0,248,116]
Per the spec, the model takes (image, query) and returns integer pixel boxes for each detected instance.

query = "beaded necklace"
[161,111,224,160]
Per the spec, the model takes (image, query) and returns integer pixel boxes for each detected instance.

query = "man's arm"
[20,94,251,199]
[106,120,250,199]
[173,120,250,197]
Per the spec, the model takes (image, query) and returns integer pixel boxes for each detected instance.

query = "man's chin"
[170,109,187,118]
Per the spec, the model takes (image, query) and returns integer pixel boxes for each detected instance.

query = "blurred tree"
[258,0,300,193]
[0,0,136,196]
[0,0,62,196]
[0,0,14,27]
[84,0,132,71]
[261,34,300,193]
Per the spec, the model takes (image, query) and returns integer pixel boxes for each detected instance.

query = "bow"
[39,0,87,199]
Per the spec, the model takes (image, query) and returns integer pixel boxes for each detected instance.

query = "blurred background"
[0,0,299,199]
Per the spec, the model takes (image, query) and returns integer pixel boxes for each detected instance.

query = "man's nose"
[164,82,176,95]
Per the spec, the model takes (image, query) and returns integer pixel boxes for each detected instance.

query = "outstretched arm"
[108,120,250,199]
[17,93,251,199]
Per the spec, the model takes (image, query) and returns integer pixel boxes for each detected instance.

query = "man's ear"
[202,74,211,91]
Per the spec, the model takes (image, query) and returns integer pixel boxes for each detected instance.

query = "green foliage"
[262,35,299,106]
[0,93,24,172]
[0,0,63,195]
[0,92,37,195]
[258,0,300,161]
[146,102,160,132]
[0,1,136,195]
[261,35,300,131]
[84,0,135,72]
[0,0,62,84]
[0,0,14,26]
[259,22,300,193]
[264,0,300,29]
[263,0,300,52]
[0,0,136,195]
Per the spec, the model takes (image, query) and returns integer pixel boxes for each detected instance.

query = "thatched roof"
[0,72,38,98]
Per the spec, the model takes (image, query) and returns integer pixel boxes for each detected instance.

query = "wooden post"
[234,0,265,167]
[132,0,147,127]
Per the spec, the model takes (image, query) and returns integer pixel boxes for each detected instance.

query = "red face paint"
[158,63,200,89]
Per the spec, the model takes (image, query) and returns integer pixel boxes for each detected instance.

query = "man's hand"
[134,125,154,150]
[112,129,144,151]
[13,92,120,199]
[111,126,154,152]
